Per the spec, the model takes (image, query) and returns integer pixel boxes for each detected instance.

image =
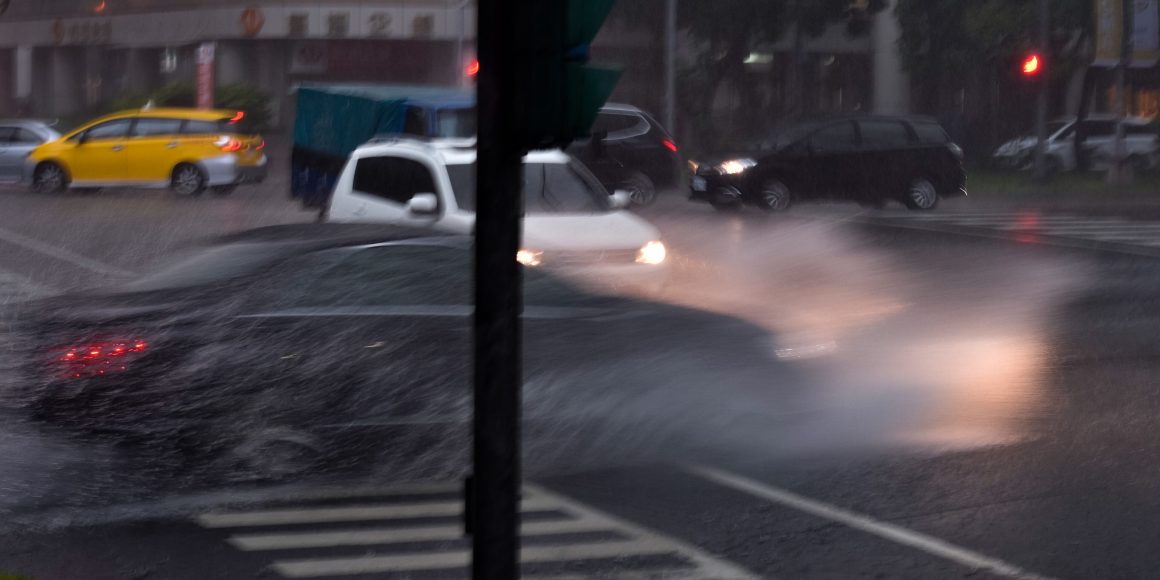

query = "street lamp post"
[663,0,677,133]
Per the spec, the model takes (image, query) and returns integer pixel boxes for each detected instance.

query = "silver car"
[0,121,61,185]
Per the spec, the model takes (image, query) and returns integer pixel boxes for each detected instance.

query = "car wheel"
[1128,154,1150,175]
[32,162,68,193]
[620,171,657,207]
[758,179,792,211]
[1044,156,1063,175]
[904,178,939,211]
[210,185,238,196]
[227,428,322,481]
[171,163,206,197]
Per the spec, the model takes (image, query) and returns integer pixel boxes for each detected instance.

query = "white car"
[993,115,1158,172]
[326,137,669,291]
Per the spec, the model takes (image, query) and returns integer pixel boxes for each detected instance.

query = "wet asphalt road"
[0,180,1159,578]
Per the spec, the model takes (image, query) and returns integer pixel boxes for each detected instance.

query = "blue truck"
[290,84,474,209]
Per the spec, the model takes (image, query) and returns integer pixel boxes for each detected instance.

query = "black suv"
[570,104,682,206]
[690,115,966,211]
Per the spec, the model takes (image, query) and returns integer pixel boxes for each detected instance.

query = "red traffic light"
[1022,54,1041,75]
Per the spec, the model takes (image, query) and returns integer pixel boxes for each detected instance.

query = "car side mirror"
[609,190,631,210]
[408,192,439,215]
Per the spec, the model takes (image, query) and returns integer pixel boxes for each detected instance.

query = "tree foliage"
[613,0,884,149]
[896,0,1091,87]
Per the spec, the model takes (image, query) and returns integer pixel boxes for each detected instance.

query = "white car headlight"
[716,158,756,175]
[516,249,543,267]
[636,241,667,265]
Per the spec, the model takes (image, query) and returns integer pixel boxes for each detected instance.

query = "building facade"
[0,0,476,125]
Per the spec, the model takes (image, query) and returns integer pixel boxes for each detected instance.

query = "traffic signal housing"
[513,0,622,150]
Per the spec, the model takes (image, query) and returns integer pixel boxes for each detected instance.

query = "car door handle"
[111,145,124,152]
[166,142,178,149]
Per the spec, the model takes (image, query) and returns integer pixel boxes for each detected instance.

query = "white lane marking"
[0,225,136,277]
[272,539,677,577]
[199,496,557,528]
[689,466,1055,580]
[204,483,757,579]
[526,484,758,580]
[229,518,615,551]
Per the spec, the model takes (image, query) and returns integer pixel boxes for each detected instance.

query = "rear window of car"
[121,242,306,292]
[132,118,184,137]
[1126,124,1156,136]
[859,120,913,147]
[592,112,649,139]
[1082,120,1117,137]
[912,122,950,144]
[809,122,858,153]
[182,120,222,135]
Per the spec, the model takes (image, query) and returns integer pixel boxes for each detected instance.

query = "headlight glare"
[516,249,543,267]
[636,241,667,265]
[716,158,756,175]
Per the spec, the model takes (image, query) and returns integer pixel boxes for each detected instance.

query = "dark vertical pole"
[473,0,524,575]
[1032,0,1049,182]
[1112,0,1132,183]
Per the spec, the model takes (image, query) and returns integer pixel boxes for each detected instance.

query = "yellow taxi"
[25,107,267,196]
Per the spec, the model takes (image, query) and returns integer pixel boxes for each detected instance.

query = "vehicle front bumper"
[689,173,744,206]
[201,154,268,186]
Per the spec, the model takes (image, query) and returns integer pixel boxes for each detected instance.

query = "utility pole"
[663,0,677,133]
[472,0,524,575]
[1032,0,1049,182]
[1110,0,1133,185]
[470,1,619,578]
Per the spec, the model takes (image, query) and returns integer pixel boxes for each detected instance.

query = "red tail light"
[229,111,245,124]
[662,139,678,153]
[256,139,266,151]
[55,339,148,379]
[218,138,242,152]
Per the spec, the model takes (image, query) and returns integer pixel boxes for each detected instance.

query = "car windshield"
[446,161,610,213]
[436,108,477,138]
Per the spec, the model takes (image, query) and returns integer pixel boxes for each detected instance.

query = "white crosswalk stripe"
[849,210,1160,252]
[194,483,757,579]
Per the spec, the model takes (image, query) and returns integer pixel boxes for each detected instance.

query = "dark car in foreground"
[2,224,788,480]
[689,115,966,212]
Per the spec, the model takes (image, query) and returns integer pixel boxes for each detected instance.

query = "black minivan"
[689,115,966,211]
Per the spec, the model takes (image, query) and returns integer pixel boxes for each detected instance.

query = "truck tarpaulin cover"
[290,84,472,209]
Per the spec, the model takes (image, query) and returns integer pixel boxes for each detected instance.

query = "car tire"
[171,163,206,197]
[620,171,657,207]
[226,428,322,481]
[904,177,940,211]
[31,162,68,193]
[210,185,238,196]
[1128,154,1149,175]
[757,179,792,212]
[1044,156,1063,175]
